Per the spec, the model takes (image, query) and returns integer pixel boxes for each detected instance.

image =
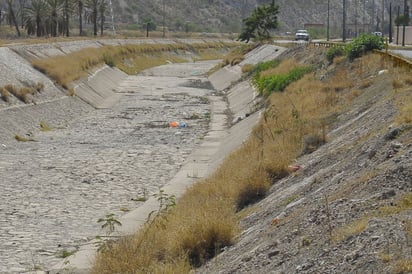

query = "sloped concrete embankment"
[0,46,92,146]
[0,45,128,145]
[49,44,286,273]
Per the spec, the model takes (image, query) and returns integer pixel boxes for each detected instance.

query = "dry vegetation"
[0,83,44,103]
[31,42,237,89]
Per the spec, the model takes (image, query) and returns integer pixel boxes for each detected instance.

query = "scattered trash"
[169,121,179,128]
[271,218,279,226]
[169,121,187,128]
[288,164,301,172]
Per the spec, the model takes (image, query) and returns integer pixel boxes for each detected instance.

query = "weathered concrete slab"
[209,44,286,92]
[240,44,286,66]
[227,81,259,122]
[71,66,127,109]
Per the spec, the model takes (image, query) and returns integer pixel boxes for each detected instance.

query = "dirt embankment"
[197,48,412,273]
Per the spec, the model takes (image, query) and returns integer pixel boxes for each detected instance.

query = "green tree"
[395,14,410,26]
[238,0,279,43]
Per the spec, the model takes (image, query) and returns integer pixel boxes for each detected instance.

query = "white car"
[295,30,310,41]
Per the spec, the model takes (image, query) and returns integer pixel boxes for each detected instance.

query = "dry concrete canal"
[0,61,220,273]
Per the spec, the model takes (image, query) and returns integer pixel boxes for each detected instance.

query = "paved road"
[391,49,412,59]
[0,61,219,273]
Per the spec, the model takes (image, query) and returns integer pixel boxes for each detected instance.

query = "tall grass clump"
[4,84,36,103]
[0,87,10,102]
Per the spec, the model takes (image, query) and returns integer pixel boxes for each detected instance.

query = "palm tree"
[98,0,107,35]
[77,0,84,35]
[6,0,21,36]
[45,0,63,37]
[23,0,48,36]
[62,0,72,36]
[86,0,98,36]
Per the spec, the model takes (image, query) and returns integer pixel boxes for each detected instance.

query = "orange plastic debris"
[169,121,179,128]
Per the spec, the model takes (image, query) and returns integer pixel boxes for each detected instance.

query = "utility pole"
[372,0,376,31]
[402,0,407,46]
[364,0,367,33]
[382,0,385,33]
[162,0,166,37]
[343,0,347,42]
[389,2,392,43]
[397,5,400,44]
[355,0,359,36]
[327,0,330,40]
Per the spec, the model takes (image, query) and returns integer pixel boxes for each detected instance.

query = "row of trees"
[1,0,109,37]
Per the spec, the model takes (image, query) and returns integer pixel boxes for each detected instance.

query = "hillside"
[112,0,387,36]
[195,48,412,273]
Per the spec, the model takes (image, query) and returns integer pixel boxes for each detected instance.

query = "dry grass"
[241,64,254,74]
[15,134,35,142]
[0,87,10,102]
[378,193,412,216]
[4,84,35,103]
[40,121,52,131]
[395,89,412,125]
[2,83,44,103]
[393,258,412,274]
[332,217,369,243]
[359,79,373,89]
[378,252,393,263]
[32,42,236,89]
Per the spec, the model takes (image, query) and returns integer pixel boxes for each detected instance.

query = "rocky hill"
[113,0,388,35]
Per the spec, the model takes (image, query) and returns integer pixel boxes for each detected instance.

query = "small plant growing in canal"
[98,213,122,236]
[147,189,176,224]
[56,249,76,259]
[96,213,122,252]
[153,189,176,214]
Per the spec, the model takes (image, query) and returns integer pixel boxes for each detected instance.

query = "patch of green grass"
[254,65,313,96]
[56,249,76,259]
